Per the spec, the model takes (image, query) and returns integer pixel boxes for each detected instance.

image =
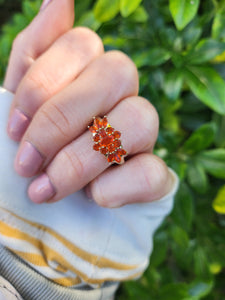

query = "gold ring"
[88,116,127,165]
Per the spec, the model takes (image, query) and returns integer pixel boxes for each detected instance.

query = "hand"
[4,0,174,207]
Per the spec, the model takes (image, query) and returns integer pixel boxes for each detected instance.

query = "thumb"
[4,0,75,93]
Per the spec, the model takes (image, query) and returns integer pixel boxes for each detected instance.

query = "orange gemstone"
[117,148,127,156]
[99,129,107,137]
[108,144,116,153]
[93,143,101,151]
[106,127,114,135]
[102,117,108,127]
[100,147,108,155]
[94,117,103,129]
[89,125,98,133]
[93,134,100,142]
[100,135,114,147]
[107,153,114,163]
[113,131,121,139]
[114,153,122,164]
[114,140,121,148]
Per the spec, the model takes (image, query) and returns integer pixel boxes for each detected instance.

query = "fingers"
[7,27,104,141]
[27,96,159,204]
[88,154,175,208]
[4,0,75,92]
[14,51,139,177]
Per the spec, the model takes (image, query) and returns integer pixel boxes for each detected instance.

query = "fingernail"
[40,0,53,11]
[7,109,30,141]
[28,174,56,204]
[15,141,44,177]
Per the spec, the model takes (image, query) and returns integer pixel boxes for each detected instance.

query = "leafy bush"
[0,0,225,299]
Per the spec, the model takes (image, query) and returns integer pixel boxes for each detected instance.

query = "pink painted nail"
[7,109,30,141]
[28,174,56,204]
[40,0,53,11]
[14,141,44,177]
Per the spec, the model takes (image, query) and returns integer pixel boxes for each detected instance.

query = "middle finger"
[14,51,139,177]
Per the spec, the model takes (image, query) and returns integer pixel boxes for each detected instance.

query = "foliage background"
[0,0,225,299]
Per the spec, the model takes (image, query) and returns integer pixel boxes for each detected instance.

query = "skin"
[4,0,174,208]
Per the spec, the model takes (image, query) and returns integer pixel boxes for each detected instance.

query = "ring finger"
[27,96,159,204]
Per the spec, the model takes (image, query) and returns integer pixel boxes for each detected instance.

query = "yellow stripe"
[55,263,68,273]
[2,208,138,271]
[0,220,142,284]
[11,251,81,286]
[53,276,81,287]
[14,251,48,267]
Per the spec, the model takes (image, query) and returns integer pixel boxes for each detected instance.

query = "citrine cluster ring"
[88,116,127,165]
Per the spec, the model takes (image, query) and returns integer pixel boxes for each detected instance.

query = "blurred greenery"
[0,0,225,299]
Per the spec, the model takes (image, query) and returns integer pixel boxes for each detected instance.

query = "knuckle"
[62,148,85,182]
[12,31,25,51]
[12,31,34,64]
[39,103,71,139]
[25,68,56,98]
[61,27,104,57]
[104,51,139,95]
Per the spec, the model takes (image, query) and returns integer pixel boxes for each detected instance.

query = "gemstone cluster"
[88,116,127,164]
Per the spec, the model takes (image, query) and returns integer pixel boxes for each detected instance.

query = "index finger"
[4,0,75,93]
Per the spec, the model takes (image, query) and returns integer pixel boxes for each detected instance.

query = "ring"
[88,116,127,165]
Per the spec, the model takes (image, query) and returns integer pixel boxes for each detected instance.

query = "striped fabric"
[0,208,142,287]
[0,246,119,300]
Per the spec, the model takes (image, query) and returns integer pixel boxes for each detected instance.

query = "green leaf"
[212,185,225,214]
[187,39,225,64]
[120,0,143,17]
[76,11,101,31]
[185,66,225,115]
[23,0,40,20]
[170,225,189,249]
[182,123,217,153]
[167,158,187,180]
[194,246,211,279]
[213,114,225,148]
[103,36,126,48]
[159,283,190,300]
[187,161,208,194]
[212,9,225,40]
[76,0,93,19]
[128,5,148,23]
[164,69,184,101]
[169,0,200,31]
[151,232,168,267]
[189,281,214,298]
[133,48,171,68]
[171,182,194,232]
[122,280,151,299]
[198,149,225,179]
[182,20,202,48]
[94,0,120,22]
[209,263,222,274]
